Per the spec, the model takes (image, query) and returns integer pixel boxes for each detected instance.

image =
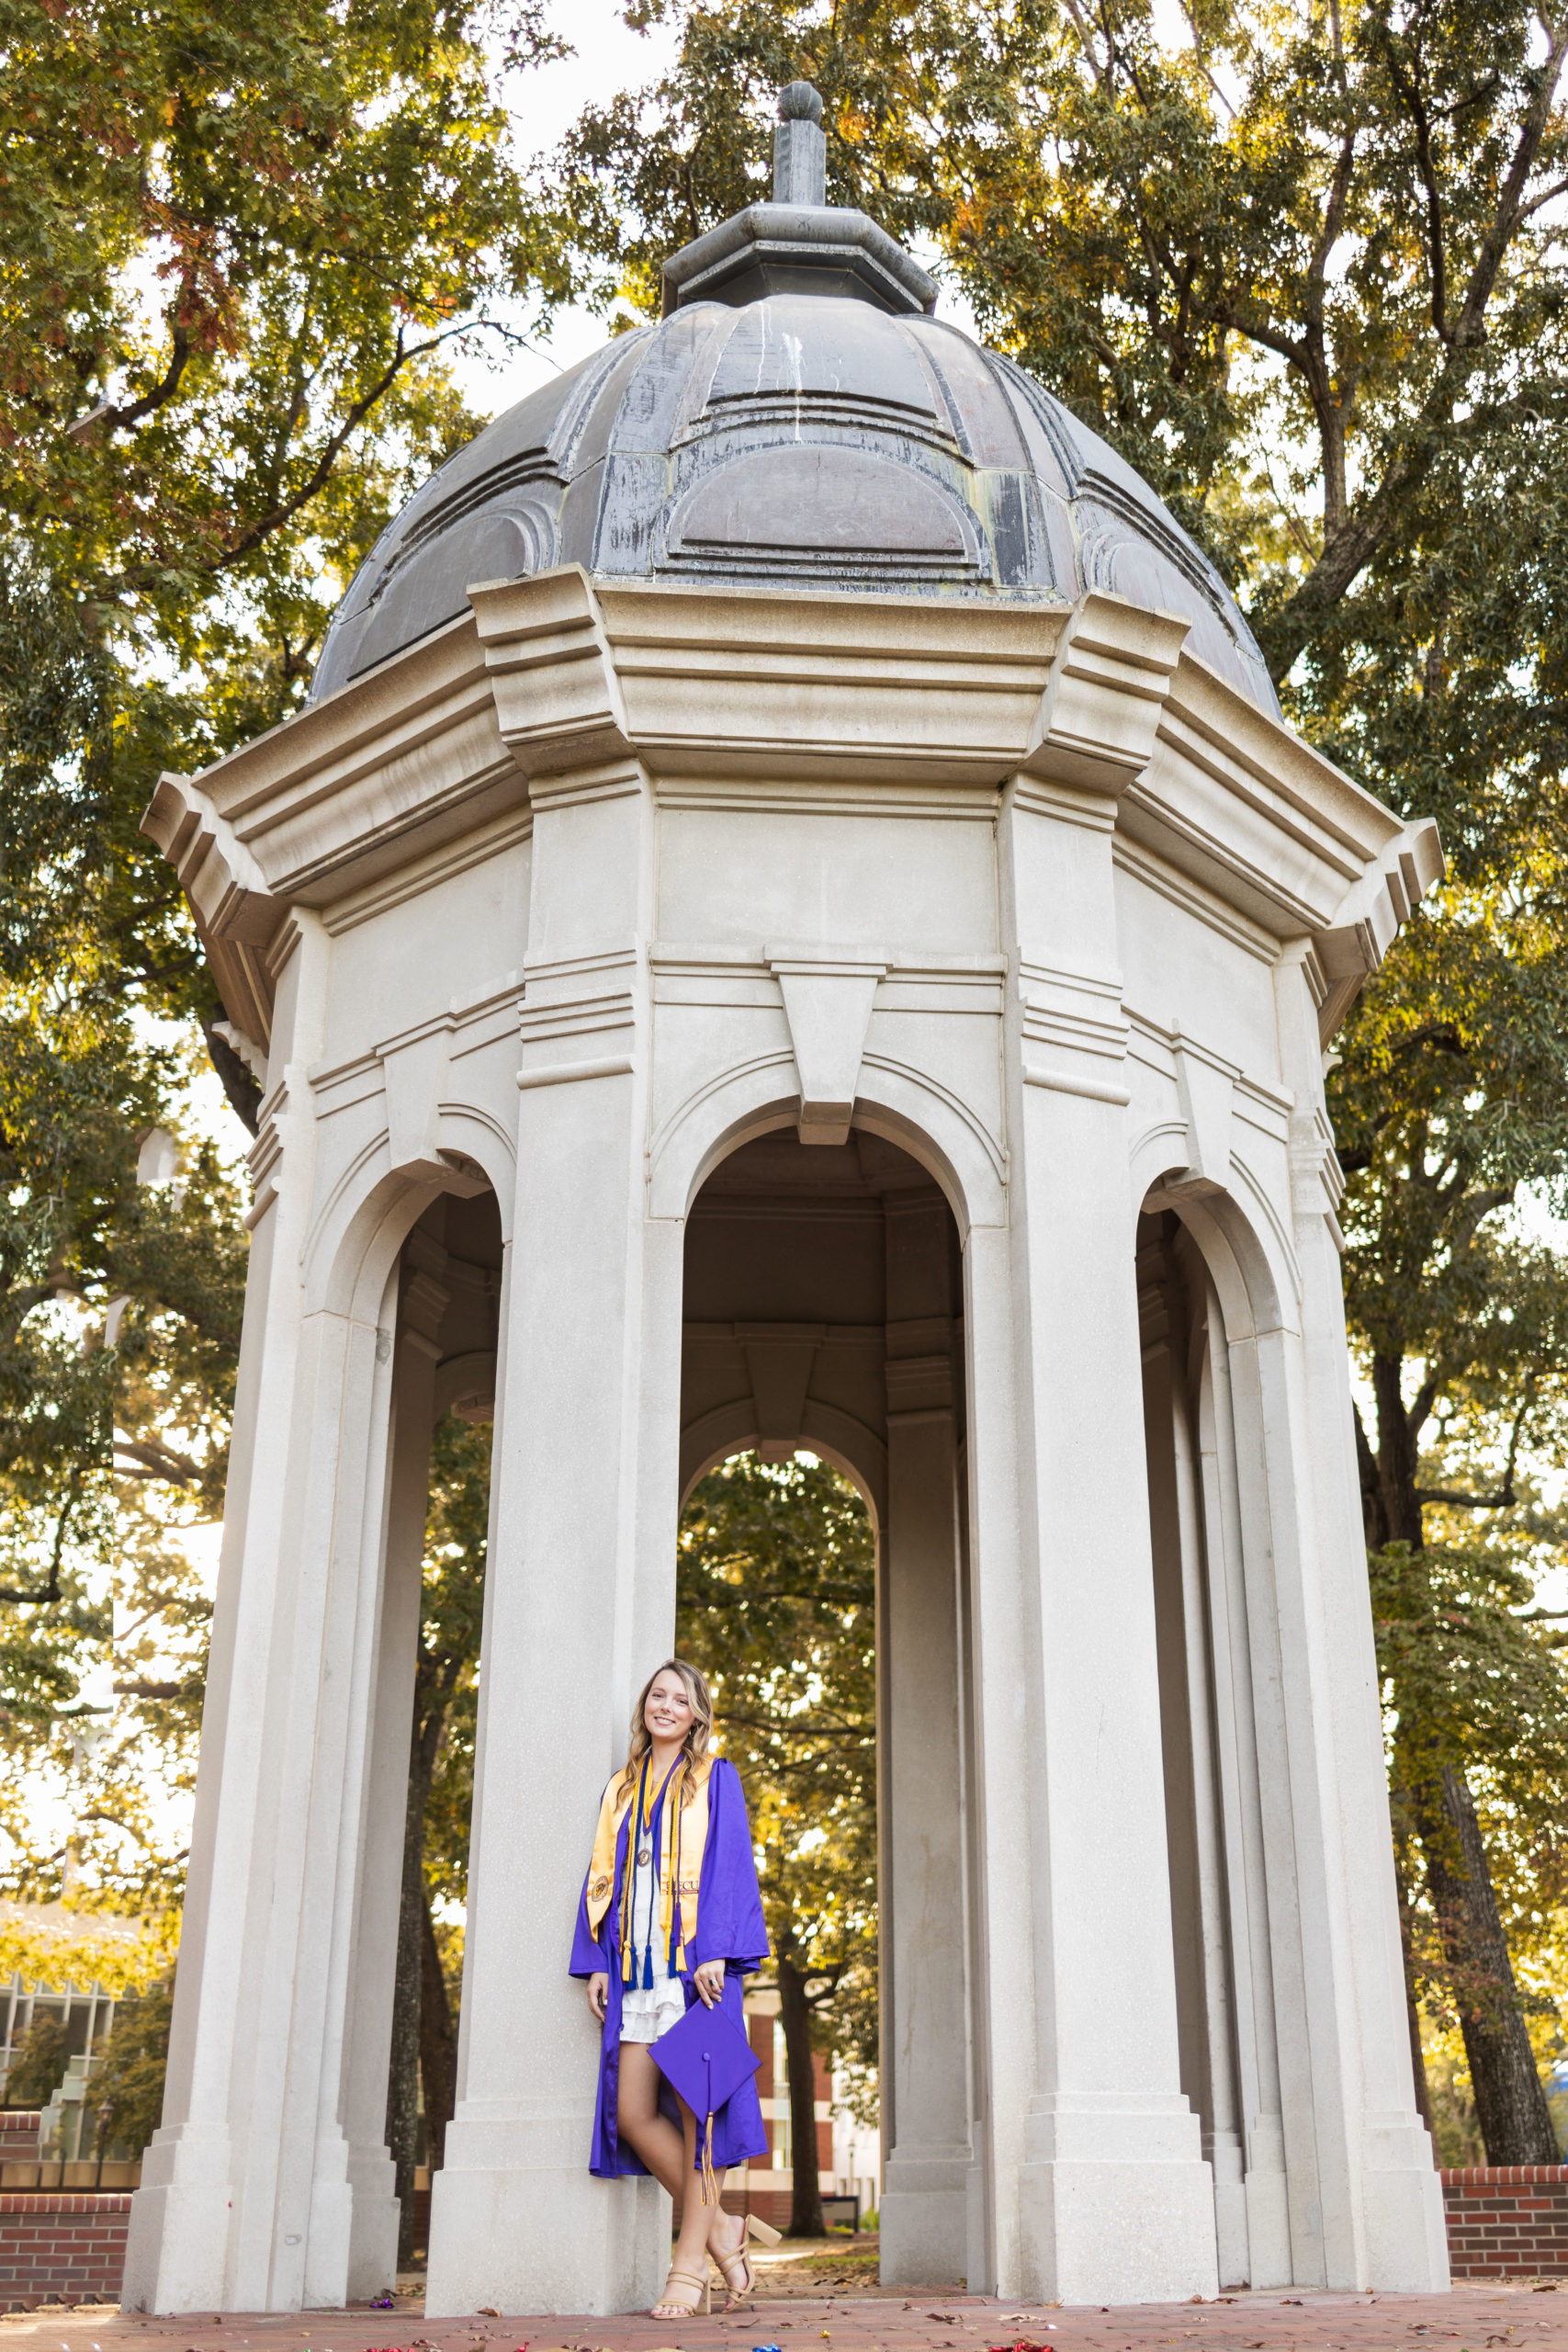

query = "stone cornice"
[141,566,1441,1046]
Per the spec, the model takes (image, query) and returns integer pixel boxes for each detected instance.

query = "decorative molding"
[526,764,645,813]
[516,1055,634,1090]
[655,776,1001,820]
[1010,775,1118,833]
[1018,958,1130,1079]
[469,568,633,779]
[886,1352,953,1415]
[518,944,638,1055]
[1021,590,1188,796]
[1310,820,1445,1042]
[767,944,886,1148]
[215,1021,266,1080]
[1171,1023,1238,1189]
[141,773,285,1049]
[1022,1063,1133,1106]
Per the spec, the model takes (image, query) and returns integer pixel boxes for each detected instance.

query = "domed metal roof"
[310,87,1278,717]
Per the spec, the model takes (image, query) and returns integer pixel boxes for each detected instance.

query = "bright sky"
[440,0,680,413]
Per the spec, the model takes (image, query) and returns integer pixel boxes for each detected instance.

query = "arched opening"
[678,1127,979,2290]
[1136,1201,1290,2293]
[367,1184,502,2281]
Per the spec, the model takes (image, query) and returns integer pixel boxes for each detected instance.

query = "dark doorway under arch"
[677,1127,981,2291]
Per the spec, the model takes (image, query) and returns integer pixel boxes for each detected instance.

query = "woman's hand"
[693,1960,726,2008]
[586,1972,608,2022]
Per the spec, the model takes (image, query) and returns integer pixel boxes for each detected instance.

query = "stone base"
[1017,2158,1220,2304]
[120,2127,235,2313]
[1361,2159,1451,2289]
[1241,2165,1292,2289]
[344,2145,400,2302]
[881,2149,971,2289]
[425,2159,667,2316]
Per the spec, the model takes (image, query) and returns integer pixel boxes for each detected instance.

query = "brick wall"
[0,2192,130,2311]
[1443,2165,1568,2276]
[0,2118,39,2162]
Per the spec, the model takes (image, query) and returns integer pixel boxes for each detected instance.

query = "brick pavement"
[4,2277,1568,2352]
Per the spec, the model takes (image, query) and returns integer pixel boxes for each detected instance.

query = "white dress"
[619,1838,687,2045]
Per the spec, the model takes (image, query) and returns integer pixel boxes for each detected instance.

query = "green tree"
[91,1978,174,2156]
[3,2009,70,2109]
[564,0,1568,2164]
[677,1453,875,2237]
[0,0,576,1939]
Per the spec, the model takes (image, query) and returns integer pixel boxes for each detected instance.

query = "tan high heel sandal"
[652,2264,711,2318]
[714,2212,782,2308]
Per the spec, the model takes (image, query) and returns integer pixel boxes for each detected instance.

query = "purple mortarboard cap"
[649,2000,761,2201]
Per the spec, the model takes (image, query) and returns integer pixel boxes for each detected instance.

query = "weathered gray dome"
[311,108,1277,716]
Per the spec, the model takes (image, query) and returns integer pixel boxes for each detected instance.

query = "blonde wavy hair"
[617,1657,714,1808]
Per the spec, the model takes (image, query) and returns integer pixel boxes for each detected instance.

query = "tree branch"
[113,1437,199,1487]
[0,1478,77,1605]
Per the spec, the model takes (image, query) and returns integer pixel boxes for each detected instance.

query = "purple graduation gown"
[570,1754,770,2179]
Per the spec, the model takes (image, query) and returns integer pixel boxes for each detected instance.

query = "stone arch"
[677,1404,887,1524]
[1127,1120,1303,1343]
[649,1050,1004,1238]
[306,1105,512,1323]
[308,1159,447,1322]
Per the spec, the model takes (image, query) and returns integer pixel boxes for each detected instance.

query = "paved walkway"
[2,2278,1565,2352]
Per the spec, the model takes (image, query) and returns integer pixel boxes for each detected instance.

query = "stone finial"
[777,80,823,121]
[773,79,827,206]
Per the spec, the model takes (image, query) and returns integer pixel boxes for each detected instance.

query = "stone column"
[879,1193,972,2288]
[127,913,422,2314]
[341,1232,449,2296]
[1267,947,1449,2288]
[1190,1285,1292,2288]
[999,695,1217,2299]
[1138,1233,1247,2288]
[423,754,673,2318]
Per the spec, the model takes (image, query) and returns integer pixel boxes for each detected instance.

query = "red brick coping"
[0,2190,130,2311]
[1442,2165,1568,2276]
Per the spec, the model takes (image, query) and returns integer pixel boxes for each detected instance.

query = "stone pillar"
[1138,1232,1247,2288]
[1190,1283,1292,2288]
[341,1232,449,2296]
[423,758,673,2318]
[1000,752,1217,2302]
[127,915,422,2313]
[879,1193,972,2288]
[1269,948,1449,2288]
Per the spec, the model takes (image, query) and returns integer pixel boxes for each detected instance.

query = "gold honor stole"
[585,1753,712,1980]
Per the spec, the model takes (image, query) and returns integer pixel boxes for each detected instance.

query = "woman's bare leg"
[616,2043,686,2197]
[617,2047,717,2301]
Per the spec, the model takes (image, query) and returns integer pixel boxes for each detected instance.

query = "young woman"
[571,1658,773,2317]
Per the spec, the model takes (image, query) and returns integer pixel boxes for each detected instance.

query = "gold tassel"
[702,2111,717,2206]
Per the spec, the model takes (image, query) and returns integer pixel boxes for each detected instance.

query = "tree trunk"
[1417,1763,1558,2164]
[419,1882,458,2173]
[1393,1843,1437,2138]
[1405,1991,1437,2141]
[777,1950,825,2237]
[387,1749,433,2264]
[388,1684,451,2263]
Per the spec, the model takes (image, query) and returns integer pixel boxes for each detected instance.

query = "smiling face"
[644,1668,695,1750]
